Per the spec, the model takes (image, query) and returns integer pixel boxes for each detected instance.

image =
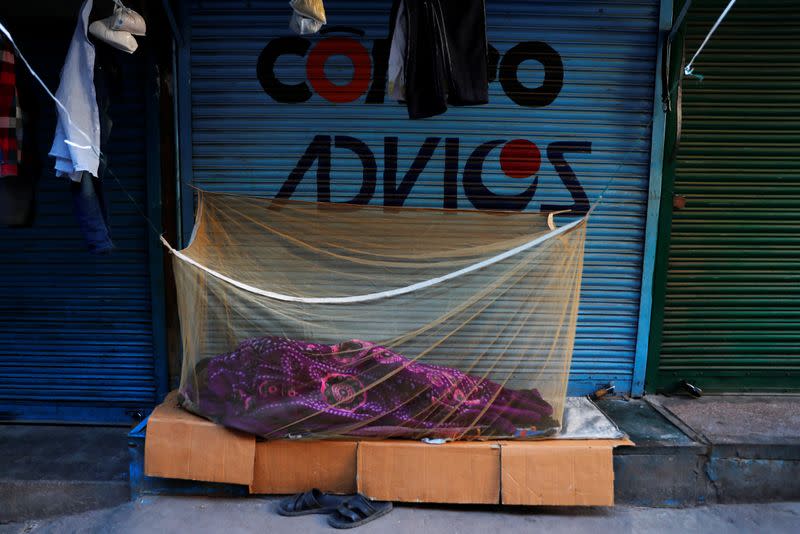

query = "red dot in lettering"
[499,139,541,179]
[307,38,372,104]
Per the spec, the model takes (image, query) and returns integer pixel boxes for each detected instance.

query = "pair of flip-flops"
[277,488,393,528]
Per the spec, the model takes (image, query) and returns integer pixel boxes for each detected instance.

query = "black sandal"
[276,488,348,516]
[327,493,393,529]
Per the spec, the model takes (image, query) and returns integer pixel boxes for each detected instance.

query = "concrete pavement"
[1,496,799,534]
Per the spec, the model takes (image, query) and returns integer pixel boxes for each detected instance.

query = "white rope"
[684,0,737,77]
[161,217,586,304]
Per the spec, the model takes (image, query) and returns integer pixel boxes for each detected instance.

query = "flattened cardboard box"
[144,391,256,486]
[500,439,632,506]
[250,440,358,495]
[145,392,357,493]
[144,392,633,505]
[357,441,501,504]
[356,439,633,506]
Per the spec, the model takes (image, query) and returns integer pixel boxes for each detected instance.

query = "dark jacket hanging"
[401,0,489,119]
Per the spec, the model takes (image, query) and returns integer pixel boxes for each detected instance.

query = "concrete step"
[598,396,800,506]
[0,424,131,523]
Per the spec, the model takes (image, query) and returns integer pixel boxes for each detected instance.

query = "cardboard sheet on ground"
[145,392,632,506]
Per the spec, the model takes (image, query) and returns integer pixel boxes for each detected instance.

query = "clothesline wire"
[1,17,676,256]
[684,0,737,77]
[588,114,654,216]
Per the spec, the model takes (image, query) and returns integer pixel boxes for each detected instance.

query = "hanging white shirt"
[49,0,100,182]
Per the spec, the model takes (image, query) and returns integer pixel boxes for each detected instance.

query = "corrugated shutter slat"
[0,28,158,422]
[658,0,800,392]
[188,0,660,394]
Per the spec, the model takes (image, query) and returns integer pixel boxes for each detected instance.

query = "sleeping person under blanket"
[181,336,557,440]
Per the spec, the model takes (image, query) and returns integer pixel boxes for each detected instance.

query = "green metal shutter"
[657,0,800,392]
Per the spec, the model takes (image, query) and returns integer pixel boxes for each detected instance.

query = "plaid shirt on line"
[0,37,22,177]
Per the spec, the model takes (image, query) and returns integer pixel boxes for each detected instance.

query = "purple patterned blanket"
[182,336,555,439]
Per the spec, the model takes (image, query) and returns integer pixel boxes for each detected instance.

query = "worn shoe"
[327,494,393,529]
[88,20,138,54]
[106,6,146,36]
[276,489,349,516]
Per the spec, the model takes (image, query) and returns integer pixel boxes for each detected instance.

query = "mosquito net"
[168,191,587,440]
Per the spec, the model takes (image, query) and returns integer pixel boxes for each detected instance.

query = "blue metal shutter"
[0,28,159,422]
[187,0,660,394]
